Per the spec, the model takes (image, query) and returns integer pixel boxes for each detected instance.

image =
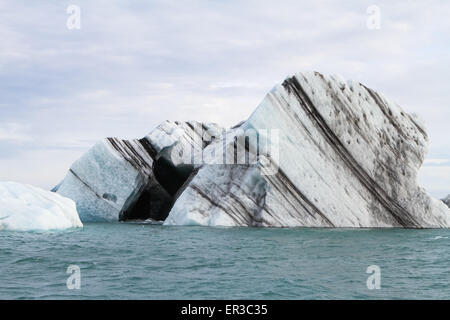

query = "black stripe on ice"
[106,138,153,174]
[282,75,421,228]
[68,169,117,209]
[273,168,335,227]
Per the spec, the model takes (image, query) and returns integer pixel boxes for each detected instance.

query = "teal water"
[0,223,449,299]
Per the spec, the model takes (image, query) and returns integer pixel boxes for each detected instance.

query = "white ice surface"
[0,181,83,231]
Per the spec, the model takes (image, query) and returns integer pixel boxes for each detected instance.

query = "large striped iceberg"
[165,72,450,228]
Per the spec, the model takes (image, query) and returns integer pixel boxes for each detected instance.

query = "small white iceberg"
[0,181,83,231]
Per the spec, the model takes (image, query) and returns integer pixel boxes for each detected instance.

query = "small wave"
[431,236,449,240]
[124,218,163,225]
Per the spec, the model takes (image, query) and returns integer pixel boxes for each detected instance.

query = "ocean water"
[0,223,449,300]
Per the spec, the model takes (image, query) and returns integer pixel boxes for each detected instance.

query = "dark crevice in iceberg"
[120,146,196,221]
[120,184,173,221]
[153,149,194,196]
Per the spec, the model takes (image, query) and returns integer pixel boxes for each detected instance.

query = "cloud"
[0,0,449,192]
[0,123,31,143]
[419,166,450,199]
[424,158,450,166]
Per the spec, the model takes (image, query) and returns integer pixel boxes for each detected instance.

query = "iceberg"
[55,71,450,228]
[0,181,82,231]
[165,72,450,228]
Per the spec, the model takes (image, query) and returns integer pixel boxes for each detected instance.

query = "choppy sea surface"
[1,223,449,299]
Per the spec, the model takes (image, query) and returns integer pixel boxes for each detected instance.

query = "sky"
[0,0,449,198]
